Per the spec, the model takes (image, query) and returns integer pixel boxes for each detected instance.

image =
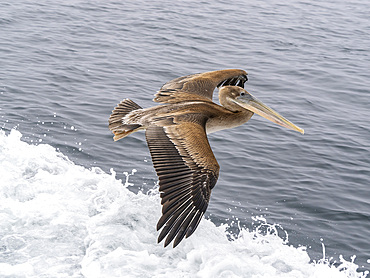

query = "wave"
[0,129,367,278]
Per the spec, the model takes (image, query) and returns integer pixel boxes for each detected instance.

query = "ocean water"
[0,130,367,277]
[1,0,369,277]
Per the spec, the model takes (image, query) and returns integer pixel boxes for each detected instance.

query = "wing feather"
[154,69,248,103]
[145,120,219,247]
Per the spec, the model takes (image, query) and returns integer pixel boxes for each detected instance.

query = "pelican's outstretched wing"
[145,117,219,247]
[154,69,248,103]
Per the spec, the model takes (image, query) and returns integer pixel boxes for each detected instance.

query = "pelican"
[109,69,304,248]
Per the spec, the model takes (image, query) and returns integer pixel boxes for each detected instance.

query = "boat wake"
[0,129,368,278]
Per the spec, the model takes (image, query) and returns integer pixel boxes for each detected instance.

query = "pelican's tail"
[109,99,143,141]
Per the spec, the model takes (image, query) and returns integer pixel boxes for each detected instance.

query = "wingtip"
[172,239,181,248]
[164,236,173,248]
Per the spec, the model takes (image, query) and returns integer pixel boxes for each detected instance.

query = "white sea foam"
[0,129,368,278]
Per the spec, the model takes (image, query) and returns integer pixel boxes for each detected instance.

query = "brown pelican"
[109,69,304,248]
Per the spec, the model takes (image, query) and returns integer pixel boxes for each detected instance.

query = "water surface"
[1,0,369,276]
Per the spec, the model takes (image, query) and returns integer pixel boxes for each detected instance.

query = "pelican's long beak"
[234,92,304,134]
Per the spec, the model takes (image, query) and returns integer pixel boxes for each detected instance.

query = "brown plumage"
[108,69,303,248]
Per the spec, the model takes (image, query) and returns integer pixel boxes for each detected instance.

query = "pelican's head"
[219,86,304,134]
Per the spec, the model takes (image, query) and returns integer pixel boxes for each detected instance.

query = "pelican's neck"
[206,109,253,134]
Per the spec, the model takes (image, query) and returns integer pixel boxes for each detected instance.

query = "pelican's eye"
[240,92,245,96]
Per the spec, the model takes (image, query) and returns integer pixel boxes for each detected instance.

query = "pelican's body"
[122,100,253,134]
[109,69,303,248]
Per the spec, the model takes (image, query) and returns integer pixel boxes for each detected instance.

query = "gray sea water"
[1,0,369,276]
